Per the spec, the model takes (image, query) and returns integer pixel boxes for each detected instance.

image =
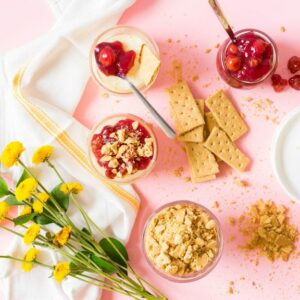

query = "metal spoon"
[121,76,176,139]
[208,0,237,43]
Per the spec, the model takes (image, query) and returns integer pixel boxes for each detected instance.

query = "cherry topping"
[117,50,136,77]
[251,39,267,56]
[271,74,288,92]
[94,41,136,77]
[97,46,116,67]
[227,43,239,55]
[225,55,242,72]
[289,75,300,90]
[288,56,300,74]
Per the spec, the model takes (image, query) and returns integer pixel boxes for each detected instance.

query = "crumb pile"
[240,199,298,261]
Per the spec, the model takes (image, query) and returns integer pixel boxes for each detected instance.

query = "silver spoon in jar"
[120,75,176,139]
[208,0,237,43]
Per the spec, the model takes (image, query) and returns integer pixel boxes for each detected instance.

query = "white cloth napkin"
[0,0,140,299]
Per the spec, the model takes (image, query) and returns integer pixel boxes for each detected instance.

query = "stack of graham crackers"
[166,81,250,183]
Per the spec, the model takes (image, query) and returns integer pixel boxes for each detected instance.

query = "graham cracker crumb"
[280,26,286,32]
[234,177,249,187]
[239,199,298,262]
[184,176,191,182]
[214,43,220,49]
[191,75,199,82]
[228,217,236,227]
[205,48,212,54]
[167,38,173,43]
[101,93,109,98]
[173,166,184,177]
[244,97,254,102]
[213,201,220,209]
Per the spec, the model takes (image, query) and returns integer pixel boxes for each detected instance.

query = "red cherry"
[225,55,242,72]
[227,43,239,55]
[249,57,261,68]
[289,75,300,90]
[97,46,116,67]
[271,74,288,92]
[288,56,300,74]
[252,38,267,56]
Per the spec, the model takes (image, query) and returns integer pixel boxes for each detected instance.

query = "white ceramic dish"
[272,107,300,202]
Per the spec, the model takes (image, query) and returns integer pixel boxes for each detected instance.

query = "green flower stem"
[69,193,92,234]
[45,159,65,183]
[0,255,53,269]
[0,224,23,238]
[71,274,140,299]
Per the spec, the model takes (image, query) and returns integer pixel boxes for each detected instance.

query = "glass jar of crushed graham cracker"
[143,200,223,282]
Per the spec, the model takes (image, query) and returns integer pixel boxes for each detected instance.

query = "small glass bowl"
[88,114,158,184]
[216,28,278,89]
[142,200,223,282]
[89,25,160,94]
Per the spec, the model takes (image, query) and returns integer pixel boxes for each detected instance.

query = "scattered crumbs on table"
[167,38,172,43]
[280,26,286,32]
[213,201,220,209]
[233,177,249,187]
[227,235,236,242]
[228,281,235,294]
[202,82,211,88]
[183,176,191,182]
[173,166,184,177]
[214,43,220,49]
[176,39,181,43]
[101,93,109,98]
[228,216,236,227]
[191,75,199,82]
[244,96,254,102]
[205,48,212,54]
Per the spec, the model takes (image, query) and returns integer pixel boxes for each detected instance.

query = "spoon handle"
[208,0,236,42]
[123,77,176,139]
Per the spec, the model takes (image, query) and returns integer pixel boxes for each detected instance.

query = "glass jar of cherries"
[216,29,278,89]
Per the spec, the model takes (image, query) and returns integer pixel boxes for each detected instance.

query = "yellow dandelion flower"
[32,145,54,164]
[60,182,83,195]
[15,178,38,201]
[53,226,72,247]
[0,141,25,168]
[0,202,9,221]
[53,262,70,283]
[23,224,40,245]
[21,248,38,272]
[32,200,43,214]
[37,192,49,203]
[20,206,32,216]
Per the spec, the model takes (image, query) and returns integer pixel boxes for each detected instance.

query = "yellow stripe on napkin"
[12,68,140,211]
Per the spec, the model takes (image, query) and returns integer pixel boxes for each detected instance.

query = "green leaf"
[34,214,53,225]
[99,237,129,271]
[91,254,116,273]
[5,195,25,206]
[16,170,31,187]
[0,176,9,197]
[13,213,37,226]
[51,184,69,211]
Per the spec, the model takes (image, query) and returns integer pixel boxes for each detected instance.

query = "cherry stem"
[208,0,237,43]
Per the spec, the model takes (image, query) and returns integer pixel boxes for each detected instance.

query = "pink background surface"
[1,0,300,299]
